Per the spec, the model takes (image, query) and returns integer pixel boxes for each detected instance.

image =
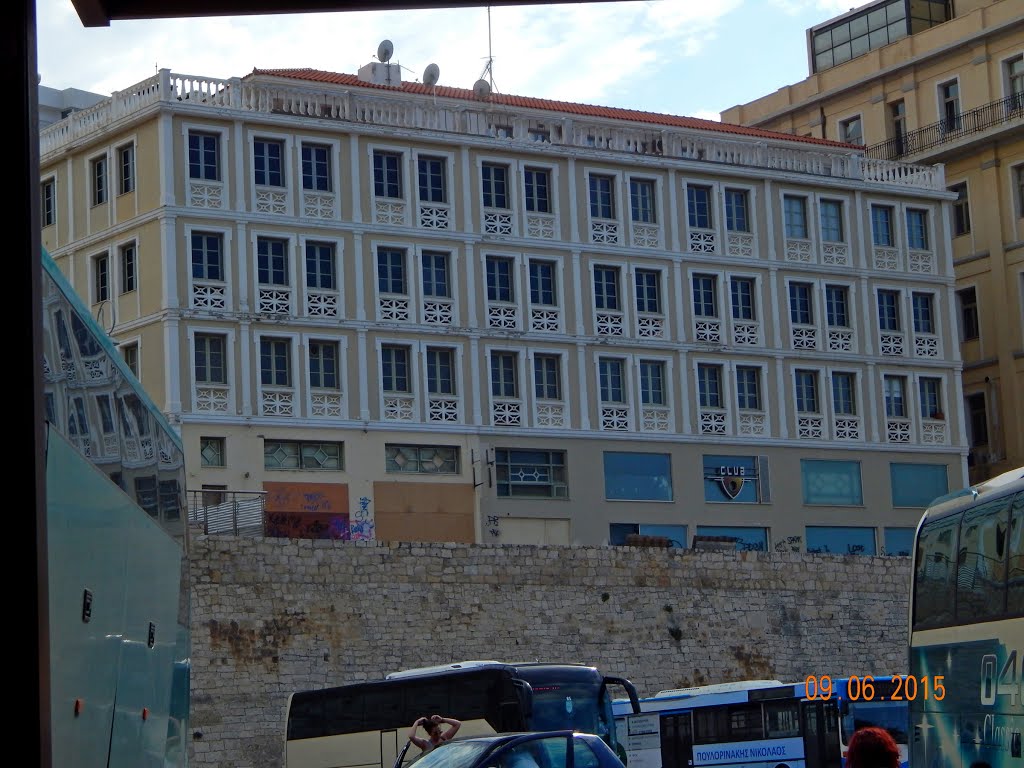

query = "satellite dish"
[473,79,492,99]
[377,39,394,63]
[423,63,440,87]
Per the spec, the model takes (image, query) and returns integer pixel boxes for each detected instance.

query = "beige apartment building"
[722,0,1023,484]
[40,60,966,554]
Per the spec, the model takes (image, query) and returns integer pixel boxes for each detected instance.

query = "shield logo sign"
[720,474,745,499]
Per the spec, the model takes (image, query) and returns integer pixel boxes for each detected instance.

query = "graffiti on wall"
[350,495,375,540]
[263,482,350,540]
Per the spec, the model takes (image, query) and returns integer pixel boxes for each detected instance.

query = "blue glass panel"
[695,526,767,552]
[703,455,760,503]
[801,459,863,505]
[604,452,672,501]
[806,526,876,555]
[884,527,915,557]
[609,523,687,547]
[890,463,949,508]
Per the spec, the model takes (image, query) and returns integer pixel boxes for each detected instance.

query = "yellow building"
[722,0,1024,483]
[40,61,966,553]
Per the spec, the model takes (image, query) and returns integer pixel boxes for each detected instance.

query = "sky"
[36,0,861,122]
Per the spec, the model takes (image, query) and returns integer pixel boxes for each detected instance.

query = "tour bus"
[613,675,909,768]
[908,466,1024,768]
[284,660,641,768]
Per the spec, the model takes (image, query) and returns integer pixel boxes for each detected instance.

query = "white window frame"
[483,248,524,331]
[838,113,864,145]
[188,325,237,411]
[526,347,571,429]
[247,129,294,214]
[185,224,234,312]
[526,254,565,334]
[251,230,298,316]
[376,337,421,420]
[90,248,112,306]
[590,259,630,337]
[368,142,411,225]
[115,235,139,297]
[413,147,456,230]
[302,333,349,420]
[478,155,519,237]
[626,172,664,248]
[783,275,822,352]
[724,269,764,347]
[691,356,732,434]
[826,366,863,441]
[683,178,722,254]
[297,135,343,219]
[630,262,669,339]
[299,234,345,320]
[183,122,229,209]
[371,238,416,323]
[518,159,560,239]
[485,342,528,427]
[416,244,460,326]
[421,341,465,424]
[778,188,815,262]
[720,183,759,258]
[85,147,110,208]
[584,165,624,245]
[116,137,137,196]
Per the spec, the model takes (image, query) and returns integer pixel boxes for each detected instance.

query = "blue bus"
[908,467,1024,768]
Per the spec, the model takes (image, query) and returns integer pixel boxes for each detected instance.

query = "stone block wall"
[187,537,913,768]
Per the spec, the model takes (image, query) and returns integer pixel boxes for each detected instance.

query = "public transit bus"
[613,679,841,768]
[832,676,909,768]
[285,660,641,768]
[909,467,1024,768]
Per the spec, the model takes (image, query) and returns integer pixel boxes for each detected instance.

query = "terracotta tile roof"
[247,67,859,150]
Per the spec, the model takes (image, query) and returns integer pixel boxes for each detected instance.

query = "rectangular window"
[305,241,336,290]
[381,345,410,393]
[687,185,712,229]
[890,100,907,154]
[486,256,514,302]
[695,526,767,552]
[610,523,687,548]
[825,284,849,327]
[93,253,109,302]
[122,343,139,377]
[41,178,55,227]
[264,440,343,470]
[426,347,455,395]
[800,459,863,505]
[119,243,136,294]
[806,526,875,555]
[630,179,656,223]
[603,452,672,501]
[884,527,914,557]
[191,232,223,281]
[495,449,567,498]
[783,195,807,239]
[594,266,620,311]
[634,269,660,314]
[301,143,332,192]
[890,463,948,508]
[919,377,943,419]
[730,277,755,321]
[839,116,863,145]
[188,131,220,181]
[795,369,819,413]
[373,150,403,198]
[254,138,284,187]
[257,238,288,286]
[639,360,665,406]
[788,282,813,325]
[736,366,761,410]
[529,260,556,306]
[871,204,895,247]
[91,156,107,205]
[417,155,447,203]
[1008,54,1024,107]
[482,162,510,209]
[913,513,959,630]
[259,337,291,386]
[377,247,407,295]
[884,375,907,418]
[967,392,989,447]
[421,250,450,298]
[692,274,717,318]
[819,199,844,242]
[832,372,856,415]
[589,174,615,219]
[524,167,551,213]
[950,183,971,236]
[200,436,225,467]
[906,208,929,250]
[724,188,749,232]
[194,333,226,384]
[957,287,979,341]
[877,289,901,331]
[940,80,960,131]
[697,363,722,408]
[118,143,135,195]
[1016,165,1024,218]
[385,444,459,474]
[599,357,625,403]
[308,341,339,390]
[912,292,935,334]
[533,354,562,400]
[490,351,518,397]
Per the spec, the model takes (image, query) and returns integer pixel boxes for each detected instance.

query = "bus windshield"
[526,681,604,735]
[841,701,908,744]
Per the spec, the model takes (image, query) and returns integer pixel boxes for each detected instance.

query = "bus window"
[324,689,364,737]
[693,708,727,743]
[913,514,961,629]
[728,705,763,741]
[1009,493,1024,615]
[765,700,800,738]
[955,497,1011,622]
[365,687,404,729]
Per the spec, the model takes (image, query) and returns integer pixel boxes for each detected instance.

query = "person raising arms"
[408,714,462,754]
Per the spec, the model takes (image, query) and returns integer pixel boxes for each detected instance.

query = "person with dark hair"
[845,726,901,768]
[408,714,461,754]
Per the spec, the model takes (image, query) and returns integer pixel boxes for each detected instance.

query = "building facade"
[40,63,965,553]
[722,0,1023,484]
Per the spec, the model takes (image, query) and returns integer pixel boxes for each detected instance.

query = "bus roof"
[653,680,784,698]
[385,661,598,680]
[920,466,1023,524]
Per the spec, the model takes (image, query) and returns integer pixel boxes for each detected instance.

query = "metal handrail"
[186,489,267,536]
[866,93,1024,161]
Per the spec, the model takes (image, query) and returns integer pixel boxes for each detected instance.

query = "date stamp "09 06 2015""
[805,675,947,701]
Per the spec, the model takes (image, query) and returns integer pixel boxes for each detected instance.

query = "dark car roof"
[407,731,618,768]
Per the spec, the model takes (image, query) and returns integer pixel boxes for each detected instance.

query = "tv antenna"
[477,5,497,95]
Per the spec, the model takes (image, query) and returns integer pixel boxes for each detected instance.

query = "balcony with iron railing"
[187,489,266,536]
[866,93,1024,162]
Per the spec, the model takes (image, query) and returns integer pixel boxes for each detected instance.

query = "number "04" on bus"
[981,649,1021,706]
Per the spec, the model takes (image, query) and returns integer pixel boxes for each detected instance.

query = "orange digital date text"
[804,675,946,701]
